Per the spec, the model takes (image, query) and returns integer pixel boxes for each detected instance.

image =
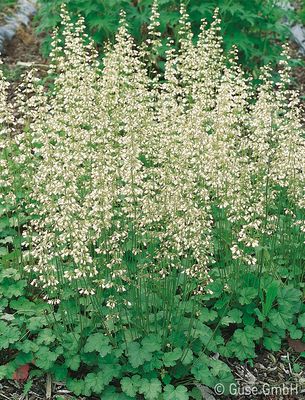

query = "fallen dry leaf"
[12,363,30,382]
[287,337,305,353]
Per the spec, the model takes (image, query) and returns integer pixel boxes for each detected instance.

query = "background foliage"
[36,0,291,74]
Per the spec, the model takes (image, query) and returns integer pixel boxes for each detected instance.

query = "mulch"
[1,21,48,101]
[0,377,95,400]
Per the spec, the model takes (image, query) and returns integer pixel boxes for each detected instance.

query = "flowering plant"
[0,3,304,398]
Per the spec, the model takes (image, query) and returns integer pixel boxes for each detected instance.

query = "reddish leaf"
[13,364,30,382]
[287,337,305,353]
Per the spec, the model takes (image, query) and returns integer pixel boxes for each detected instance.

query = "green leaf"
[194,322,214,346]
[269,308,293,330]
[0,279,27,298]
[142,334,162,352]
[191,362,214,387]
[36,329,56,345]
[22,380,33,396]
[14,351,33,366]
[163,348,183,367]
[233,326,263,348]
[102,386,133,400]
[199,308,218,323]
[0,268,19,281]
[221,309,242,325]
[277,287,301,313]
[53,364,68,381]
[84,333,111,357]
[263,334,281,351]
[96,361,121,384]
[164,384,189,400]
[181,349,193,366]
[227,326,263,360]
[0,247,8,255]
[238,287,257,305]
[139,378,162,400]
[260,282,278,316]
[231,342,256,360]
[189,387,204,400]
[121,375,141,397]
[293,363,302,373]
[0,365,8,380]
[66,354,81,371]
[289,326,303,340]
[62,332,80,353]
[0,321,20,349]
[66,378,85,396]
[15,340,39,353]
[35,347,58,370]
[127,342,153,368]
[10,297,48,315]
[27,316,48,331]
[298,314,305,328]
[143,355,163,372]
[1,313,14,321]
[83,371,108,395]
[0,298,8,312]
[254,308,265,322]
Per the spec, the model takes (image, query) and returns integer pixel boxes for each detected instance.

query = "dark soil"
[290,41,305,108]
[0,377,96,400]
[1,21,48,101]
[2,24,42,64]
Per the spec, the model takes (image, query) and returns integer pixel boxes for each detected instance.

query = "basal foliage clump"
[0,3,305,398]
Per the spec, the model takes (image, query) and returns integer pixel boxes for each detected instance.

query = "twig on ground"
[46,373,52,399]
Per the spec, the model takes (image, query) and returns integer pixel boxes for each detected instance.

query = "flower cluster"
[0,5,304,310]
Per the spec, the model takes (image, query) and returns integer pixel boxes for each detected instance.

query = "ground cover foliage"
[36,0,291,75]
[0,3,305,399]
